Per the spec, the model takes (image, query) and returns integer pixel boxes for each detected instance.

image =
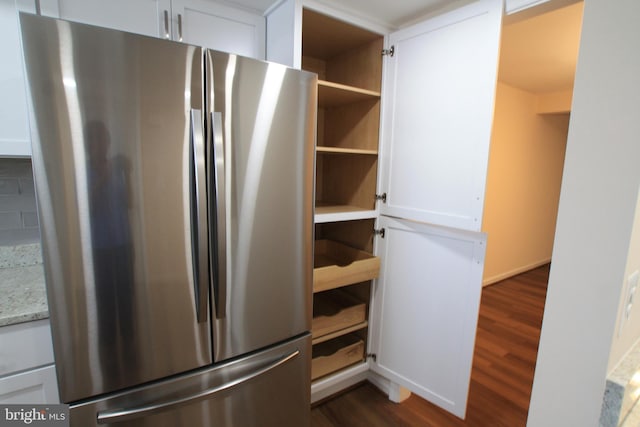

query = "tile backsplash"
[0,159,40,246]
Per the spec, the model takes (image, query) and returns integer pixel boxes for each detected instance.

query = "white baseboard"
[367,370,391,395]
[310,363,369,404]
[482,258,551,287]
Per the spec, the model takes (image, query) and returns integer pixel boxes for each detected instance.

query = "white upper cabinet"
[4,0,267,157]
[173,0,265,59]
[0,0,33,157]
[265,0,300,68]
[40,0,265,59]
[378,0,502,232]
[290,0,503,418]
[40,0,171,38]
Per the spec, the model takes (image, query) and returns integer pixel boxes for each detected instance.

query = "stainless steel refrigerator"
[20,12,316,427]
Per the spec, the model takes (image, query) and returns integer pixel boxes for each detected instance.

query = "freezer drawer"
[70,335,311,427]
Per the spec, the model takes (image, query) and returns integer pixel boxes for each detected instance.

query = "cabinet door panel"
[371,216,486,418]
[173,0,265,59]
[379,0,502,231]
[0,0,31,156]
[0,365,59,404]
[41,0,170,38]
[0,320,54,377]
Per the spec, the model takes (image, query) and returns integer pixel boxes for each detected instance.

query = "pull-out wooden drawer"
[311,334,364,381]
[314,239,380,292]
[312,290,366,341]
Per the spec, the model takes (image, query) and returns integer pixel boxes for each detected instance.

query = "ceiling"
[228,0,458,29]
[226,0,277,13]
[299,0,467,29]
[228,0,584,94]
[499,1,583,93]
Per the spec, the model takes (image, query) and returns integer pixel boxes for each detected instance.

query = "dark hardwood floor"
[311,264,550,427]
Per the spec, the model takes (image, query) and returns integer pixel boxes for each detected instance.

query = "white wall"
[482,82,568,285]
[527,0,640,425]
[608,191,640,372]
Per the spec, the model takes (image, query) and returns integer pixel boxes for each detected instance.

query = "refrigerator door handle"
[96,350,300,424]
[190,109,209,324]
[211,111,227,319]
[162,10,170,39]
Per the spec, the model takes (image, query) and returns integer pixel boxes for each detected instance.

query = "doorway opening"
[477,0,584,422]
[482,1,583,287]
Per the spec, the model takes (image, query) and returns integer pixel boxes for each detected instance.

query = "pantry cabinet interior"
[303,9,384,385]
[304,9,383,221]
[302,0,503,417]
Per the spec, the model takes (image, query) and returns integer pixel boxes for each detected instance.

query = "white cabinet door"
[372,0,502,419]
[0,0,33,157]
[378,0,502,232]
[39,0,265,58]
[370,216,486,418]
[40,0,171,38]
[172,0,265,59]
[0,365,59,404]
[0,320,54,377]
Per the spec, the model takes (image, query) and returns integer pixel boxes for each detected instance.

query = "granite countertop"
[601,339,640,427]
[0,244,49,327]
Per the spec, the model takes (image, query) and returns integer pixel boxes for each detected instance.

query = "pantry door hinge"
[366,353,377,362]
[381,46,395,57]
[375,193,387,204]
[373,228,386,239]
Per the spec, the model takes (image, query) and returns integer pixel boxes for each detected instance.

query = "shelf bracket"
[381,46,395,57]
[375,193,387,204]
[373,228,386,239]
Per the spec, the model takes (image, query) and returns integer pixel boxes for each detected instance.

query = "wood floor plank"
[311,264,549,426]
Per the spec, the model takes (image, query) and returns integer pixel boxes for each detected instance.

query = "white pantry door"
[372,217,486,418]
[378,0,502,232]
[371,0,502,419]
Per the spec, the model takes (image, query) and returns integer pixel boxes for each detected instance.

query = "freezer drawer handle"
[96,350,300,424]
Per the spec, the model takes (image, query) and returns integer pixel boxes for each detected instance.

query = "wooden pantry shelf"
[316,146,378,155]
[312,321,368,346]
[314,203,377,223]
[318,80,380,108]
